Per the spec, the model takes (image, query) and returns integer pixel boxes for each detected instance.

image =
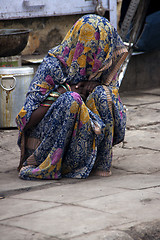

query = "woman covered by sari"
[16,14,128,180]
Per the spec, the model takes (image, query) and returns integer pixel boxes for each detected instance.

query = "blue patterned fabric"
[16,14,127,180]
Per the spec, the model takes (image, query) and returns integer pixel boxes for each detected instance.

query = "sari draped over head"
[16,14,128,180]
[49,14,128,85]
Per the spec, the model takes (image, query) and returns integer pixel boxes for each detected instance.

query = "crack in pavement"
[126,122,160,130]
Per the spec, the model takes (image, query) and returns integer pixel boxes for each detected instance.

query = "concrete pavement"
[0,88,160,240]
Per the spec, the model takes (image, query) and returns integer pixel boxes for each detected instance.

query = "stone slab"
[12,173,160,202]
[0,197,60,221]
[126,220,160,240]
[113,144,157,157]
[1,205,129,239]
[0,129,20,173]
[0,224,56,240]
[145,102,160,110]
[76,187,160,225]
[0,129,19,154]
[124,129,160,151]
[126,106,160,128]
[113,152,160,174]
[12,177,127,203]
[0,153,19,173]
[0,170,60,197]
[121,94,160,106]
[139,123,160,132]
[71,230,133,240]
[88,173,160,190]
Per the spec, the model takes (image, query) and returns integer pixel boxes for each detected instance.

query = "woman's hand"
[85,81,100,94]
[71,81,100,101]
[57,85,68,94]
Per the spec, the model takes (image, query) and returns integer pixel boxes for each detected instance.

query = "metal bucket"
[0,67,34,128]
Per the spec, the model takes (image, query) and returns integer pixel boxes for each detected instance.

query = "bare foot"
[93,170,112,177]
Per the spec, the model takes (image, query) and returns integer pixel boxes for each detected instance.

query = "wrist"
[57,83,71,94]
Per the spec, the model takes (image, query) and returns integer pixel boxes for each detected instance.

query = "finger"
[75,81,85,89]
[87,83,94,92]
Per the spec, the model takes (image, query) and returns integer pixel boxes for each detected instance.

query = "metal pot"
[0,29,30,57]
[0,66,34,128]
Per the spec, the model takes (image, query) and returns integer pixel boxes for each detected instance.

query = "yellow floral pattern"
[86,98,100,117]
[70,101,79,114]
[77,54,87,68]
[49,14,127,81]
[80,103,90,124]
[18,107,27,118]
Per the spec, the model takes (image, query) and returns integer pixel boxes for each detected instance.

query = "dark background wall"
[120,50,160,92]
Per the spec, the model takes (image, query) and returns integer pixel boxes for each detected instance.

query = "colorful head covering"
[49,14,128,85]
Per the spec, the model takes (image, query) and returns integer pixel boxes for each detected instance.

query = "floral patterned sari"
[16,14,128,180]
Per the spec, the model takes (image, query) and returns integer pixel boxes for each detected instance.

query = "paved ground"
[0,88,160,240]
